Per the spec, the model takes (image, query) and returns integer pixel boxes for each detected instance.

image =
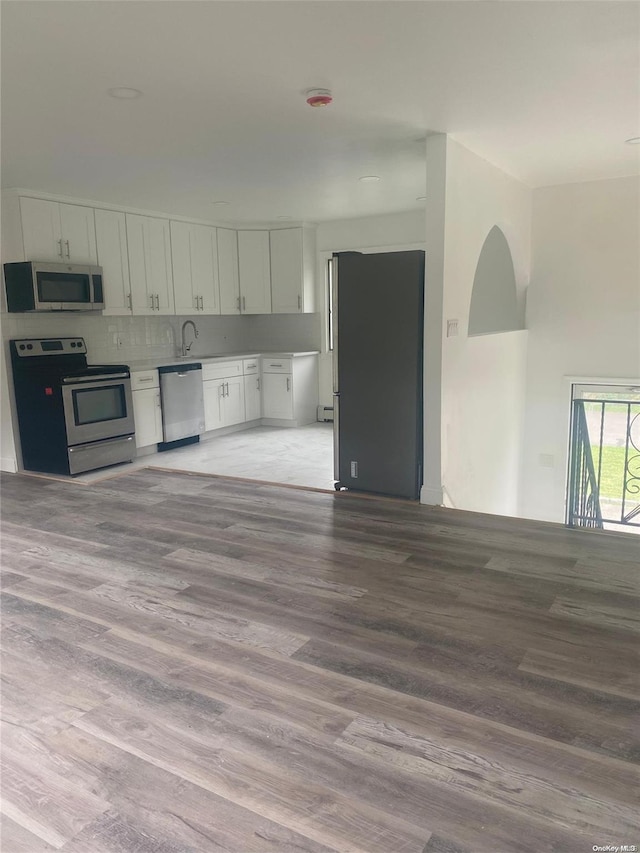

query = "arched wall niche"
[468,225,524,336]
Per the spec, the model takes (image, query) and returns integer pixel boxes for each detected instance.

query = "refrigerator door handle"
[331,255,339,394]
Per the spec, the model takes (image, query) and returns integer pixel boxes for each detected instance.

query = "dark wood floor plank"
[519,646,640,700]
[486,552,640,595]
[337,715,639,837]
[81,628,355,739]
[550,592,640,633]
[74,699,429,853]
[52,726,341,853]
[1,468,638,853]
[1,745,110,848]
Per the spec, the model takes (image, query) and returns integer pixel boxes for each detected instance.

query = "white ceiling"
[2,1,638,225]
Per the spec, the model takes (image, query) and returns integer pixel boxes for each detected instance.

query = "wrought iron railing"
[622,409,640,525]
[568,397,640,529]
[568,400,603,528]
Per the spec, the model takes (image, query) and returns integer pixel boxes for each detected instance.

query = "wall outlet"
[116,335,123,349]
[350,461,358,478]
[446,319,459,337]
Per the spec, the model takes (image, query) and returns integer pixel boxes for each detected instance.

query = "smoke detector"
[305,88,333,108]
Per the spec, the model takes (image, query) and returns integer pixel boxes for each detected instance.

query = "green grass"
[591,444,630,499]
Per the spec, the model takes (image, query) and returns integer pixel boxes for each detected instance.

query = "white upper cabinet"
[20,197,97,264]
[217,228,241,315]
[95,209,131,315]
[171,221,220,316]
[237,230,271,314]
[126,214,174,315]
[6,192,317,319]
[270,227,315,314]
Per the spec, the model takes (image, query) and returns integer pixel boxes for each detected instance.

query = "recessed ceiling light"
[416,196,427,202]
[107,87,142,99]
[212,201,230,206]
[359,175,381,183]
[625,136,640,144]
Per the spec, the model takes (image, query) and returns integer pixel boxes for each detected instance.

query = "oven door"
[62,373,135,445]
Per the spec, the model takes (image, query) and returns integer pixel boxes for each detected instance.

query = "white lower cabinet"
[261,355,318,426]
[202,360,246,431]
[244,373,262,421]
[203,378,225,431]
[224,376,245,426]
[243,357,261,422]
[132,370,162,448]
[262,373,293,420]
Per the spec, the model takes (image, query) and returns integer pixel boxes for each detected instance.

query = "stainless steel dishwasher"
[158,363,205,451]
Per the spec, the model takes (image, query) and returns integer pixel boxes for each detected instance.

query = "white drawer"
[202,360,243,382]
[262,357,292,374]
[131,369,159,391]
[243,358,259,375]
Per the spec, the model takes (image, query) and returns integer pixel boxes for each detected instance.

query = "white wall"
[316,210,426,252]
[521,176,640,522]
[438,137,532,516]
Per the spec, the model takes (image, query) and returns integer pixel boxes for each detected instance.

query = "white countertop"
[111,351,319,373]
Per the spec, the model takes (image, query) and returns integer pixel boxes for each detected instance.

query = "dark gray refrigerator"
[332,250,425,500]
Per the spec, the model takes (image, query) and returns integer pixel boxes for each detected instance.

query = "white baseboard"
[420,483,443,506]
[0,456,18,473]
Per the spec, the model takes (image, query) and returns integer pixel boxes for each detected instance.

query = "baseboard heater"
[317,405,334,422]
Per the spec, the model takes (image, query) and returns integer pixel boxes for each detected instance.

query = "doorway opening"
[567,383,640,532]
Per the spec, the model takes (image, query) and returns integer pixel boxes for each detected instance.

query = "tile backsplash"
[1,312,321,364]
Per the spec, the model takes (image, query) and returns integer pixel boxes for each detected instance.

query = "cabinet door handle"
[127,293,132,310]
[65,240,70,258]
[242,296,246,312]
[137,377,154,383]
[286,377,290,392]
[298,294,301,310]
[194,295,198,310]
[226,381,229,396]
[57,239,64,258]
[149,294,155,310]
[236,296,240,311]
[257,378,260,390]
[155,294,160,310]
[200,295,204,310]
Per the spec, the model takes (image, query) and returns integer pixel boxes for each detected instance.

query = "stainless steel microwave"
[3,261,104,312]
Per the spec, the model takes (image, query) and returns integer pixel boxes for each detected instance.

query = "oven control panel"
[12,338,87,357]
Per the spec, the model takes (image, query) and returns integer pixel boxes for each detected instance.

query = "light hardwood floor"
[1,468,639,852]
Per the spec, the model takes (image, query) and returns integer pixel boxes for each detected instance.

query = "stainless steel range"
[10,337,135,475]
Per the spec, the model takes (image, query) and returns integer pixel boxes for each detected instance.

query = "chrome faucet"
[180,320,199,357]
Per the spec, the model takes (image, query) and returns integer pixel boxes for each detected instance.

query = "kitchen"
[1,200,334,487]
[1,191,427,494]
